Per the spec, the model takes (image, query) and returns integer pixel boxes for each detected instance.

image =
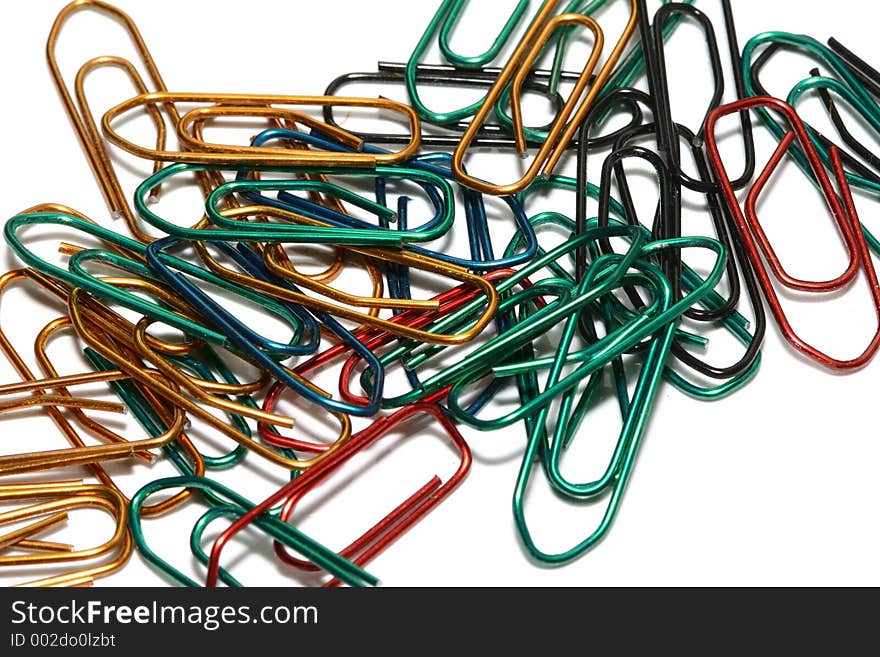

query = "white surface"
[0,0,878,587]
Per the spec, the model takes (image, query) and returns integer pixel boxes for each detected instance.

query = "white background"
[0,0,879,587]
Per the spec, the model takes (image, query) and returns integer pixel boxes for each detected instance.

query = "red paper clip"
[208,403,470,587]
[705,96,880,370]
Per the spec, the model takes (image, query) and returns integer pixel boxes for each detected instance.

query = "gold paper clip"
[452,0,638,195]
[102,92,421,167]
[0,480,131,587]
[47,0,176,241]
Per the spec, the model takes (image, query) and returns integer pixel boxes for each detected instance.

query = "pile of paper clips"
[2,0,879,587]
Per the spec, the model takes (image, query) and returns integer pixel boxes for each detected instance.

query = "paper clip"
[204,403,469,587]
[451,0,638,195]
[102,92,421,168]
[270,403,470,587]
[47,0,177,241]
[706,97,880,370]
[0,480,131,587]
